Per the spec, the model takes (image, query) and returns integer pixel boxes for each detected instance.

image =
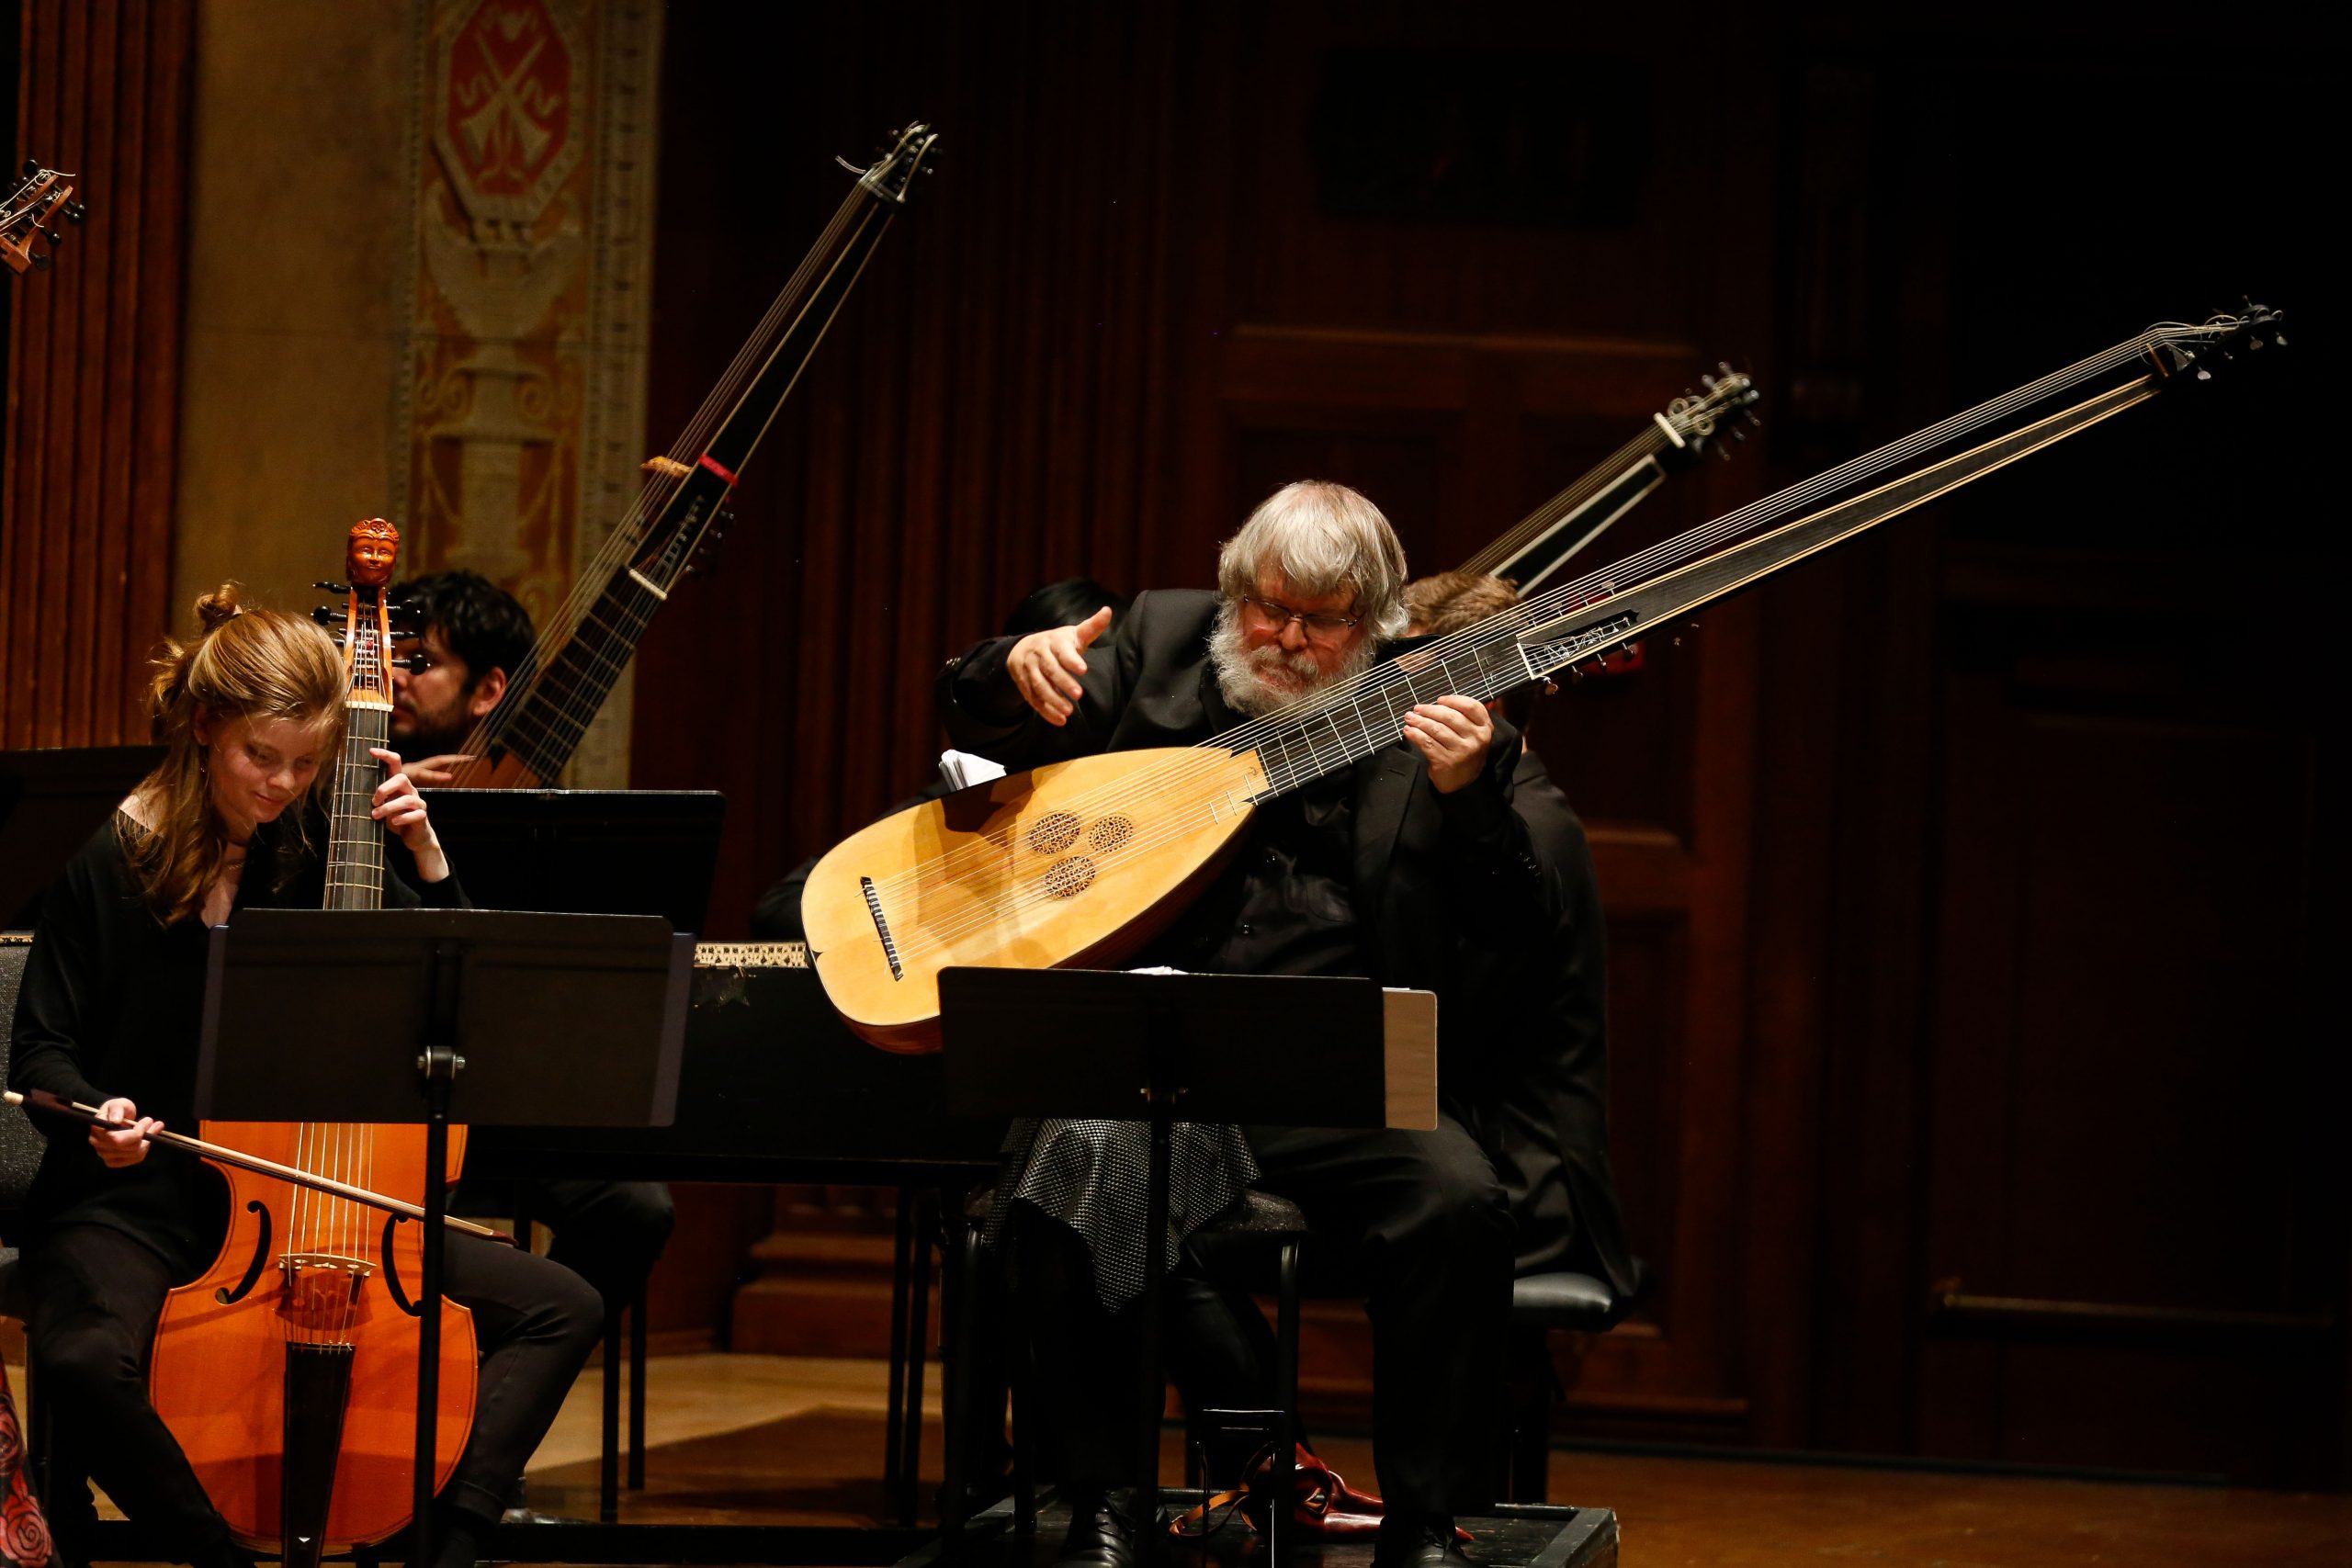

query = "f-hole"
[380,1214,423,1317]
[215,1199,273,1304]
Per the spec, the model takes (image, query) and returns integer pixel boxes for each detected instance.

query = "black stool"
[509,1198,650,1524]
[1501,1263,1648,1501]
[1175,1189,1307,1564]
[950,1189,1309,1563]
[596,1280,650,1521]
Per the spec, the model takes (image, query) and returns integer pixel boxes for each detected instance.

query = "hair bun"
[193,582,244,632]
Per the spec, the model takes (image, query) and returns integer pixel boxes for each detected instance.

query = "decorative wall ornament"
[390,0,662,785]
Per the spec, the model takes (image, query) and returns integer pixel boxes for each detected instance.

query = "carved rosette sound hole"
[1027,813,1081,854]
[1043,856,1097,898]
[1089,815,1135,852]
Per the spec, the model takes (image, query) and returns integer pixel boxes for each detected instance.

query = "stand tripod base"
[899,1492,1620,1568]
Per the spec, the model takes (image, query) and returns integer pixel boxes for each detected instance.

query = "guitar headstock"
[1657,365,1762,465]
[2147,301,2286,383]
[843,121,941,207]
[311,518,402,710]
[2,157,86,275]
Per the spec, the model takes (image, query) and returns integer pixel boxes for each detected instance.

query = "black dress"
[6,811,603,1559]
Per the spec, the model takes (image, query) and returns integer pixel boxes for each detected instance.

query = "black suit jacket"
[936,588,1561,1107]
[1472,750,1638,1294]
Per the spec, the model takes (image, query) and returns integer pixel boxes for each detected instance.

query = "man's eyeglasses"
[1238,594,1361,641]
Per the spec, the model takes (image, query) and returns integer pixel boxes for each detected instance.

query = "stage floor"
[19,1351,2352,1566]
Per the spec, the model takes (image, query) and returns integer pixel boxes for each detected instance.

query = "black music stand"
[417,788,726,931]
[0,744,162,926]
[938,966,1437,1540]
[196,908,693,1568]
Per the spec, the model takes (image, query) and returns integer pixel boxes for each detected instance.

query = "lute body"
[803,746,1265,1052]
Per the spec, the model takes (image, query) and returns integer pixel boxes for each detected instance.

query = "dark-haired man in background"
[389,569,677,1321]
[386,569,536,787]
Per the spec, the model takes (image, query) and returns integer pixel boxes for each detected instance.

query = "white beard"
[1206,598,1375,717]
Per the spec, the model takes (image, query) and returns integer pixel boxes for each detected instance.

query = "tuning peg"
[42,224,65,246]
[1700,372,1717,389]
[64,202,84,223]
[20,156,38,178]
[315,580,350,593]
[311,605,340,626]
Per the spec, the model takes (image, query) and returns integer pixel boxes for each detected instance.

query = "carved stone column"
[389,0,661,786]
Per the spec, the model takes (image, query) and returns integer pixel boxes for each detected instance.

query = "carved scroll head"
[347,516,401,588]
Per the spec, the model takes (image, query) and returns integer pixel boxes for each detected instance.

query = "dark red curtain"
[2,0,191,747]
[630,5,1253,935]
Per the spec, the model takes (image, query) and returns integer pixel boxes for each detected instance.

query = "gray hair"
[1215,480,1409,641]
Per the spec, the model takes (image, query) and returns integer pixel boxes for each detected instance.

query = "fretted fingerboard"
[489,560,672,782]
[327,589,394,911]
[325,703,390,911]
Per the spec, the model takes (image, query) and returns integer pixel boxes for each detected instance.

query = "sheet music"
[937,749,1009,792]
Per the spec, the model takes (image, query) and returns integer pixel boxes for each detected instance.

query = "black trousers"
[24,1221,603,1557]
[449,1176,676,1310]
[1016,1114,1513,1520]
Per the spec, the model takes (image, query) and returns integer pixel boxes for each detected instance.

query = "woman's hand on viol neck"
[368,748,451,884]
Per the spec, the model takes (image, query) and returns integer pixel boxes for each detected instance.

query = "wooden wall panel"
[1913,596,2336,1483]
[2,0,190,748]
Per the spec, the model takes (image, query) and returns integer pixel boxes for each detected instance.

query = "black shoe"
[1374,1515,1471,1568]
[1055,1488,1146,1568]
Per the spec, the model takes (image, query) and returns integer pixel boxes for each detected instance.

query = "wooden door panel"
[1917,605,2335,1481]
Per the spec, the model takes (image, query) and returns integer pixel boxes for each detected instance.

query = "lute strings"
[863,320,2236,955]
